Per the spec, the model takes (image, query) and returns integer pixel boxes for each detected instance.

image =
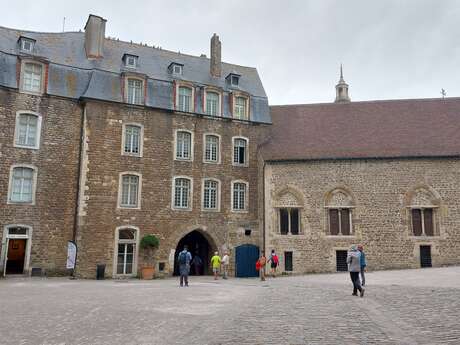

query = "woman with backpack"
[268,249,279,277]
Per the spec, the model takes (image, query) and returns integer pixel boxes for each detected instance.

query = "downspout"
[262,161,266,255]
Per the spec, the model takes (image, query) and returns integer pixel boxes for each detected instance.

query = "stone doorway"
[5,239,27,274]
[174,230,216,276]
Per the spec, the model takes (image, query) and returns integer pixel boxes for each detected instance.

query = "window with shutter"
[340,209,351,235]
[423,209,434,236]
[329,209,340,235]
[412,209,423,236]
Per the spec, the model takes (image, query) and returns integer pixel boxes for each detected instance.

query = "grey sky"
[4,0,459,105]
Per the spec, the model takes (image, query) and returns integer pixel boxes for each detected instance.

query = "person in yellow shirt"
[210,252,221,280]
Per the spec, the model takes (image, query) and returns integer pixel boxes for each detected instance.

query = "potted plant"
[140,234,159,280]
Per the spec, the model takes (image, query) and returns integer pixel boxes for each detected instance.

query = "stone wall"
[264,158,460,274]
[76,100,270,278]
[0,88,81,275]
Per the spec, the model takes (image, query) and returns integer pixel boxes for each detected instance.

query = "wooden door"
[6,239,26,274]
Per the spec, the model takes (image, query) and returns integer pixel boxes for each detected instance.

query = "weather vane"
[441,88,446,99]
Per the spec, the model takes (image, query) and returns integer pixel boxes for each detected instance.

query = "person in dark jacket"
[347,245,365,297]
[358,244,367,286]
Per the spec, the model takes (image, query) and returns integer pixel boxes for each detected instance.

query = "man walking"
[267,249,279,277]
[358,244,367,286]
[347,245,364,297]
[210,251,221,280]
[178,245,192,287]
[221,251,230,279]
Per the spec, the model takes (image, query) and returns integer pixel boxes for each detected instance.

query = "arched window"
[233,95,248,120]
[177,86,193,112]
[118,173,141,209]
[21,62,43,93]
[126,78,144,105]
[406,187,440,237]
[115,227,138,275]
[232,137,248,166]
[205,91,220,116]
[175,130,193,160]
[122,123,143,156]
[202,178,220,211]
[325,189,355,236]
[231,180,248,212]
[204,134,220,163]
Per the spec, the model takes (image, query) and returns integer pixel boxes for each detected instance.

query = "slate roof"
[0,26,270,123]
[262,98,460,161]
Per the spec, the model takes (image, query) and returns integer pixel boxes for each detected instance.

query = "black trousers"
[350,271,362,294]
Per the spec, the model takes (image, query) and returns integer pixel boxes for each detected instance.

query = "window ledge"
[203,160,220,165]
[19,89,44,97]
[172,207,193,212]
[174,158,193,162]
[232,163,249,168]
[122,153,142,158]
[118,206,141,210]
[231,209,249,214]
[7,201,35,205]
[201,208,220,213]
[326,235,356,239]
[13,144,39,150]
[410,236,441,240]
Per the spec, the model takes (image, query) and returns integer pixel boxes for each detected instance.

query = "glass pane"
[119,229,135,240]
[290,209,299,235]
[8,227,27,235]
[340,209,350,235]
[423,209,434,236]
[329,209,339,235]
[412,209,422,236]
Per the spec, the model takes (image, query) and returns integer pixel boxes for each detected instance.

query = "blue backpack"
[178,251,187,265]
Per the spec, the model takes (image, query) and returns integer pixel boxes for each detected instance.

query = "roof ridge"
[0,25,82,35]
[270,96,460,108]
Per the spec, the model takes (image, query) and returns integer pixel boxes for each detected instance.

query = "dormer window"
[226,73,241,87]
[169,62,184,76]
[123,54,138,68]
[19,37,35,53]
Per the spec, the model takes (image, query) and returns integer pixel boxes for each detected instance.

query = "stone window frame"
[324,187,356,237]
[117,172,142,210]
[124,76,145,105]
[232,91,250,121]
[232,136,249,167]
[19,59,47,96]
[14,110,42,150]
[121,122,144,157]
[171,176,193,211]
[404,186,441,238]
[7,164,38,205]
[231,179,249,213]
[202,133,221,164]
[203,86,222,116]
[112,225,140,277]
[201,178,221,212]
[175,81,195,113]
[273,187,305,236]
[174,129,194,162]
[1,224,34,276]
[278,208,301,235]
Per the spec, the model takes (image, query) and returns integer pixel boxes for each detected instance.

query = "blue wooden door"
[235,244,259,277]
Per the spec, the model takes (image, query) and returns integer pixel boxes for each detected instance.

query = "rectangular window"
[233,138,247,165]
[127,79,143,104]
[23,63,42,93]
[174,178,190,208]
[178,86,192,112]
[203,180,218,210]
[412,208,434,236]
[121,175,139,207]
[336,250,348,272]
[233,182,246,211]
[16,114,38,147]
[279,208,300,235]
[206,92,219,116]
[205,135,219,162]
[412,209,423,236]
[11,167,34,203]
[279,209,289,234]
[124,125,141,155]
[284,251,293,272]
[234,96,247,120]
[176,131,192,160]
[329,208,352,235]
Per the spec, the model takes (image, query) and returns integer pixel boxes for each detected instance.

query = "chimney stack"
[84,14,107,59]
[210,33,221,78]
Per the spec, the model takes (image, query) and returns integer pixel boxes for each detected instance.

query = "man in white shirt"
[221,251,230,279]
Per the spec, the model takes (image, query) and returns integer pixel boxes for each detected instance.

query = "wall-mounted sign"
[66,241,77,269]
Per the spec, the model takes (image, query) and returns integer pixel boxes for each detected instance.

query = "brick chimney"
[210,33,221,78]
[84,14,107,59]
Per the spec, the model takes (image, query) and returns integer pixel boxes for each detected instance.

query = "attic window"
[169,62,183,75]
[123,54,138,68]
[19,37,35,53]
[226,73,241,87]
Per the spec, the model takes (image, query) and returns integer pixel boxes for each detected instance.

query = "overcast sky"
[4,0,459,105]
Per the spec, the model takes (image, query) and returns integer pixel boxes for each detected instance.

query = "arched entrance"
[174,230,215,276]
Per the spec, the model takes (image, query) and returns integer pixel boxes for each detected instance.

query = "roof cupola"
[335,64,350,103]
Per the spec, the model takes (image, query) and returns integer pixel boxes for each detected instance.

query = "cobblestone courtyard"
[1,267,459,345]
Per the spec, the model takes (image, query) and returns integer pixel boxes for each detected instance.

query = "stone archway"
[173,229,217,276]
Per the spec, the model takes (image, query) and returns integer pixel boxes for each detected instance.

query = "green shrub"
[140,234,160,249]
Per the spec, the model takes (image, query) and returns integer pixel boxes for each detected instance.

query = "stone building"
[261,73,460,274]
[0,14,270,278]
[1,14,459,278]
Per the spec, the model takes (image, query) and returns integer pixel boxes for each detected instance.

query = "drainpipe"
[262,161,266,255]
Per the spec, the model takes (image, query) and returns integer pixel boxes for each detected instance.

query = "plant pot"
[141,266,154,280]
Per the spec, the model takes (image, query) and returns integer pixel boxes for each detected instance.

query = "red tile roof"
[262,98,460,161]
